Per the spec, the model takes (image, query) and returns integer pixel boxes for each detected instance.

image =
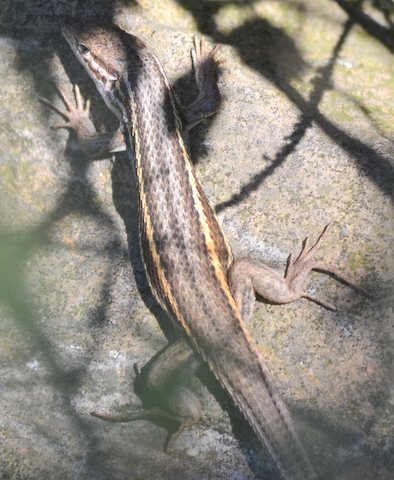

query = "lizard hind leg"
[91,338,202,453]
[228,223,372,319]
[90,387,201,454]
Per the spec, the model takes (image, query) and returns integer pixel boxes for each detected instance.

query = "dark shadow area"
[334,0,394,50]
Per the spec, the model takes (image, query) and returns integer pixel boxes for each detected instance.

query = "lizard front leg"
[41,85,125,156]
[228,223,372,321]
[180,36,222,131]
[41,37,221,152]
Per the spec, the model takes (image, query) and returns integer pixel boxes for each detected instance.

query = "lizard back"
[62,20,318,480]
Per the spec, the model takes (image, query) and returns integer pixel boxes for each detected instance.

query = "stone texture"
[1,1,394,479]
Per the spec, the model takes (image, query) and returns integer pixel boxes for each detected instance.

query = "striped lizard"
[42,20,371,480]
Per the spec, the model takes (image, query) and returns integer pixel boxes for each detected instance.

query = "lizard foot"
[229,223,372,321]
[91,347,202,454]
[40,85,92,132]
[286,222,373,309]
[41,85,125,155]
[181,36,222,129]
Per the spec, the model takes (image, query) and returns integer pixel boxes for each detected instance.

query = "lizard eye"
[78,43,90,55]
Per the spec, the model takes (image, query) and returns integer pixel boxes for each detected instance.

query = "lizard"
[41,19,371,480]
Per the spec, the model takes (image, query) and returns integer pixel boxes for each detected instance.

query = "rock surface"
[1,0,394,479]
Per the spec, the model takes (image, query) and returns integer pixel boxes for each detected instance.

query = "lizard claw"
[40,85,92,131]
[286,223,372,307]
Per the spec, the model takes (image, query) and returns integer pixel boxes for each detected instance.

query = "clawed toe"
[192,36,221,65]
[191,36,222,79]
[285,223,372,308]
[40,85,91,130]
[296,222,337,264]
[91,406,196,454]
